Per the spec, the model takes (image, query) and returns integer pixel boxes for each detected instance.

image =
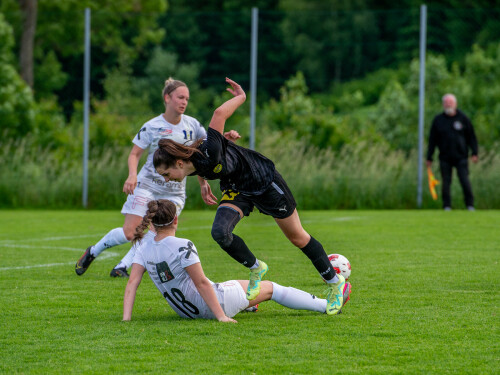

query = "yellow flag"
[427,166,440,200]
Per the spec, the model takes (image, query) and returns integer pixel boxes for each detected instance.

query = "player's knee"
[123,227,135,241]
[211,222,233,248]
[211,206,241,249]
[289,232,310,248]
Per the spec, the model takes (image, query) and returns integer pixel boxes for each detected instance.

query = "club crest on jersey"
[453,121,463,130]
[156,261,175,283]
[179,241,198,259]
[213,164,222,173]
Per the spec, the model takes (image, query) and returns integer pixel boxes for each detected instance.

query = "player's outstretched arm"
[186,263,237,323]
[209,78,246,135]
[123,263,146,321]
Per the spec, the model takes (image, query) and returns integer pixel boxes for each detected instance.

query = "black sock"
[221,234,257,268]
[300,236,336,281]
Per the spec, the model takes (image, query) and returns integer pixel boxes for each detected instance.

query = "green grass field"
[0,209,498,374]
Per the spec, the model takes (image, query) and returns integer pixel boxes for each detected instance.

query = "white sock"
[271,282,326,313]
[325,274,339,284]
[91,227,128,257]
[249,259,260,270]
[115,247,136,269]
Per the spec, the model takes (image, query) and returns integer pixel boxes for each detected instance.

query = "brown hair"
[153,138,203,169]
[132,199,177,245]
[162,78,187,101]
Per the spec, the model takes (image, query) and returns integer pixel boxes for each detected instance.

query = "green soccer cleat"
[337,282,352,314]
[246,260,268,300]
[325,274,346,315]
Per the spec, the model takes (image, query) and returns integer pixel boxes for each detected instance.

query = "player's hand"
[226,77,246,99]
[201,183,218,205]
[218,315,237,323]
[223,130,241,142]
[471,155,479,163]
[123,176,137,195]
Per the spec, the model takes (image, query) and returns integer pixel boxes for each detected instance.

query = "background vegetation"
[0,1,499,209]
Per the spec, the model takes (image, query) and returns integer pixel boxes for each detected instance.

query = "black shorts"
[219,170,297,219]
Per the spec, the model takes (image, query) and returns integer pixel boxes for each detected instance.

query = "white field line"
[0,242,119,271]
[1,244,86,251]
[0,251,118,271]
[0,233,107,244]
[0,216,358,271]
[0,217,360,244]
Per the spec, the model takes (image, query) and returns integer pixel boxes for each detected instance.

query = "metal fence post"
[249,7,258,150]
[83,8,91,208]
[417,4,427,208]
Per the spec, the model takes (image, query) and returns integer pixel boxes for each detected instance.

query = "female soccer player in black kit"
[153,78,349,315]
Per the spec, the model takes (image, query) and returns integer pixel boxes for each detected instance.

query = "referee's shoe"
[75,246,95,276]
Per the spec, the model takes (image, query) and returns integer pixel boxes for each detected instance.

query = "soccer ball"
[328,254,351,280]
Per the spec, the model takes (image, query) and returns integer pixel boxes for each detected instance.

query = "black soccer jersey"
[427,109,478,163]
[190,128,275,195]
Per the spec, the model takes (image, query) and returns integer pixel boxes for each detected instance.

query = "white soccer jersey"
[134,114,206,196]
[133,234,219,319]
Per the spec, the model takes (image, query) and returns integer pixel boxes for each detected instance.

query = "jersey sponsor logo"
[221,190,239,201]
[151,178,183,188]
[159,128,173,135]
[453,121,463,130]
[156,261,175,283]
[178,241,197,259]
[213,163,222,173]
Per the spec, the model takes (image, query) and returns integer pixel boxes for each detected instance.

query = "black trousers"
[439,158,474,208]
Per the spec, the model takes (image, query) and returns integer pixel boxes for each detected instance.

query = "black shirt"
[426,109,478,163]
[190,128,276,195]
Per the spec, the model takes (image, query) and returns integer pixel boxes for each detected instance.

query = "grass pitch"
[0,209,498,374]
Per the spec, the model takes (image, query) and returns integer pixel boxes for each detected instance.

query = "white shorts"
[215,280,249,318]
[121,187,185,217]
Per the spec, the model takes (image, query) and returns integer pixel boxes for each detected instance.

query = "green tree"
[3,0,168,112]
[0,12,34,137]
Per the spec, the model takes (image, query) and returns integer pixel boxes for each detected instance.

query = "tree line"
[0,1,499,153]
[1,0,499,209]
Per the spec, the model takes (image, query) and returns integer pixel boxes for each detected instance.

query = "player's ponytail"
[131,200,177,244]
[153,138,203,169]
